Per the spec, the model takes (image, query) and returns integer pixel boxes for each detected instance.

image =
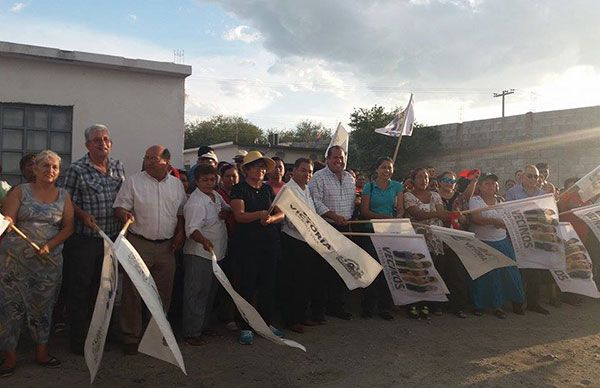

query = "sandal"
[379,311,394,321]
[419,306,431,320]
[0,360,16,378]
[494,309,507,319]
[184,336,206,346]
[473,309,484,317]
[36,355,61,368]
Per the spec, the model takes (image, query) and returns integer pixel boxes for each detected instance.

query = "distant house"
[0,41,191,184]
[183,140,328,170]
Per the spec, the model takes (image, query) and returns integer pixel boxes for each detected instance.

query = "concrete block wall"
[420,105,600,188]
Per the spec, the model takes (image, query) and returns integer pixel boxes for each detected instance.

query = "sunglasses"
[439,177,456,184]
[526,173,539,180]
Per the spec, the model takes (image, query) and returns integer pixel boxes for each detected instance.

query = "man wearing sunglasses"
[505,165,550,315]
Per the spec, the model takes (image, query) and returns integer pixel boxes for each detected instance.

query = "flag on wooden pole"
[375,94,415,138]
[325,122,349,157]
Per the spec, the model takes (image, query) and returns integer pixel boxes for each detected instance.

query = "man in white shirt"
[280,158,328,332]
[308,145,355,320]
[113,145,187,355]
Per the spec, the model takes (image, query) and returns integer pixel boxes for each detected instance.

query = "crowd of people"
[0,123,596,378]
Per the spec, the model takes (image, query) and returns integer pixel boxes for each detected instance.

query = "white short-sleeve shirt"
[183,189,228,260]
[113,171,186,240]
[468,196,507,242]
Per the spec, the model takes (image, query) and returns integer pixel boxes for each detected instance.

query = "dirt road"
[7,297,600,387]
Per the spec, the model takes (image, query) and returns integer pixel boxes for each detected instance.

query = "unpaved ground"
[7,296,600,387]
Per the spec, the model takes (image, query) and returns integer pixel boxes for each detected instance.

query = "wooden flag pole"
[391,135,403,165]
[9,224,58,266]
[119,219,134,236]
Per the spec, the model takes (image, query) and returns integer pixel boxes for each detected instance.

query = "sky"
[1,0,600,132]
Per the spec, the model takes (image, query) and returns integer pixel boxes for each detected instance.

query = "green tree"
[184,115,264,148]
[267,120,332,144]
[347,105,439,178]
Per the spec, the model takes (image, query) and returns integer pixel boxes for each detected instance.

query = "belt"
[128,232,172,244]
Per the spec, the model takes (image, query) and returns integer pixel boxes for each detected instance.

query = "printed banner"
[370,234,448,305]
[114,236,187,374]
[371,219,415,235]
[569,164,600,202]
[550,223,600,298]
[573,203,600,243]
[274,186,382,290]
[429,225,516,280]
[210,254,306,351]
[84,230,118,383]
[495,194,565,270]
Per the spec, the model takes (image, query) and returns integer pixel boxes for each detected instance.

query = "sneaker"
[239,330,253,345]
[419,306,430,320]
[269,325,285,338]
[408,306,419,320]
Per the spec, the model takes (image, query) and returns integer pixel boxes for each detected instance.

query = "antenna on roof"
[173,49,184,64]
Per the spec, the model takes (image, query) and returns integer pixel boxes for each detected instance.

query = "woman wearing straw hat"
[0,150,74,377]
[230,151,285,345]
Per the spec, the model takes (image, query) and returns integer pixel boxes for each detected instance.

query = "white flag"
[568,164,600,202]
[325,122,349,157]
[0,215,9,236]
[494,194,565,270]
[429,225,516,280]
[551,223,600,298]
[374,94,414,137]
[274,186,382,289]
[84,230,118,383]
[210,254,306,351]
[114,236,187,375]
[370,234,448,305]
[371,219,415,235]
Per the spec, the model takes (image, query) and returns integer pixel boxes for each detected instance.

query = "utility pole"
[493,89,514,117]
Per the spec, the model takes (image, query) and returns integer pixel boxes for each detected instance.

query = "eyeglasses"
[439,177,456,184]
[526,173,539,180]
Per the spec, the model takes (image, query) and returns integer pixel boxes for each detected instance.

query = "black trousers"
[63,234,106,350]
[236,238,281,329]
[356,236,393,313]
[434,249,470,312]
[280,233,327,326]
[323,225,352,313]
[521,268,552,306]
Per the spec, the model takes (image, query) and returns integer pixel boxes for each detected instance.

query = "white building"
[0,41,191,185]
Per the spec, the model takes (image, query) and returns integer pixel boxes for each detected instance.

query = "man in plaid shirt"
[60,124,125,355]
[308,145,356,320]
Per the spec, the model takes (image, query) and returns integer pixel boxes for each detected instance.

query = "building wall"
[0,55,186,175]
[421,106,600,188]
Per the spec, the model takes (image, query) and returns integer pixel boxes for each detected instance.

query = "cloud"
[223,25,262,43]
[10,2,27,13]
[206,1,600,92]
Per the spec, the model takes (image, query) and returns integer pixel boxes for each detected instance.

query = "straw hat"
[241,150,275,173]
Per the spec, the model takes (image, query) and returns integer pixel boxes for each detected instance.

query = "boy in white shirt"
[182,164,229,345]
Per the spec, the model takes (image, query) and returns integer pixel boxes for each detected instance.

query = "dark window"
[0,103,73,185]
